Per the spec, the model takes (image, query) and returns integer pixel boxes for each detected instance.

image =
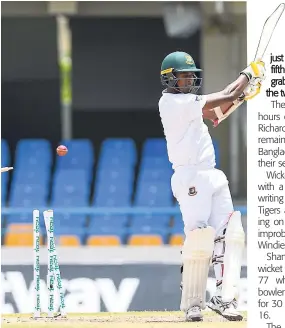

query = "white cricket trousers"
[171,166,234,233]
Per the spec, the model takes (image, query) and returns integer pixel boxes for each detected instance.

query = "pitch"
[2,311,247,328]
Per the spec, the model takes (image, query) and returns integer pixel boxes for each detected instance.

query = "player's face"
[176,72,196,92]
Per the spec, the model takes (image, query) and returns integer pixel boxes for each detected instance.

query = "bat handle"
[251,60,265,77]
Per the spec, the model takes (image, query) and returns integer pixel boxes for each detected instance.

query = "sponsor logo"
[35,294,41,311]
[49,217,54,233]
[48,293,54,312]
[59,292,65,309]
[34,255,40,272]
[1,271,140,313]
[56,273,63,290]
[49,237,56,253]
[1,268,247,314]
[34,218,40,234]
[35,274,41,292]
[53,256,60,271]
[34,237,40,253]
[49,255,55,273]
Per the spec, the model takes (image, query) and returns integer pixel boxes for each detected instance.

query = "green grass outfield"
[2,311,247,328]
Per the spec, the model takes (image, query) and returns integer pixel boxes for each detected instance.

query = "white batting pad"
[180,227,215,312]
[222,211,245,302]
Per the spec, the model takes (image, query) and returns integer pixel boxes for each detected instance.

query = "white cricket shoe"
[185,306,203,322]
[207,296,243,321]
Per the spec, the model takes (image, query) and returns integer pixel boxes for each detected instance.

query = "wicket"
[33,209,66,319]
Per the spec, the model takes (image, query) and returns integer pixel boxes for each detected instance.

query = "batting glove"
[240,61,266,82]
[241,80,263,101]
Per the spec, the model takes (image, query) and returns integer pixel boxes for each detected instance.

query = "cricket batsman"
[159,51,265,322]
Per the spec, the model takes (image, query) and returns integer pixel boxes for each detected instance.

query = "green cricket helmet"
[160,51,202,94]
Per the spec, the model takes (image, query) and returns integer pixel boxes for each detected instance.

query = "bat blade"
[254,3,285,61]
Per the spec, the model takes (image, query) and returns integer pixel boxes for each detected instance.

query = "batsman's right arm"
[202,61,265,123]
[202,74,249,112]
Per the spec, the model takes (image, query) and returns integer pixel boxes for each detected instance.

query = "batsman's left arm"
[202,75,248,126]
[202,61,265,126]
[203,95,246,127]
